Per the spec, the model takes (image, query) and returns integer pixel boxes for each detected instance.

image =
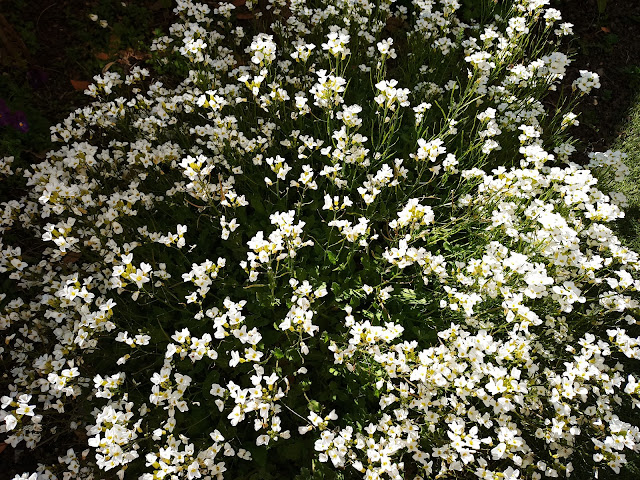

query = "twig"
[36,3,58,35]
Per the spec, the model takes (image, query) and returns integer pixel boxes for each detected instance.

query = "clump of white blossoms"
[2,0,639,479]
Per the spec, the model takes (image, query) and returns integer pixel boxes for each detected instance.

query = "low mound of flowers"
[1,0,639,479]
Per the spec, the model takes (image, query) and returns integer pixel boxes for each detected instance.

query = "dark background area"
[0,0,174,162]
[554,0,640,151]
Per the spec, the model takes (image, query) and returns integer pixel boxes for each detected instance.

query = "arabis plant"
[1,0,639,479]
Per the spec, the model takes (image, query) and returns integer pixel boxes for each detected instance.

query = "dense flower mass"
[1,0,639,479]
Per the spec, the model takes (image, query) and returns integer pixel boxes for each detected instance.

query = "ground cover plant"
[613,98,640,256]
[1,0,640,479]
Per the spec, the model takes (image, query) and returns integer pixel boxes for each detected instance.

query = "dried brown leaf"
[70,79,90,91]
[102,61,117,74]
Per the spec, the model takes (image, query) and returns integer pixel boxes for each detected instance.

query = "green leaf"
[185,405,212,437]
[201,369,221,406]
[248,194,267,215]
[251,446,268,468]
[597,0,607,14]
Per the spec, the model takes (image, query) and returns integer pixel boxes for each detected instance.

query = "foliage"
[612,93,640,256]
[1,0,639,479]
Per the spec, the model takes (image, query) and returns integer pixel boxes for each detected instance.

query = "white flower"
[413,138,446,162]
[247,33,277,66]
[4,414,17,431]
[321,29,351,59]
[376,38,397,59]
[573,70,600,94]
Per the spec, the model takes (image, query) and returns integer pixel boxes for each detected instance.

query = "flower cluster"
[1,0,639,479]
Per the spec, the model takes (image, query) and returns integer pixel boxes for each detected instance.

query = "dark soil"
[0,0,173,162]
[554,0,640,152]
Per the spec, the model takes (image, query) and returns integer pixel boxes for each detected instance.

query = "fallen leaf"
[95,52,110,60]
[120,48,150,62]
[116,48,151,71]
[0,443,7,454]
[102,61,117,74]
[232,0,246,6]
[601,26,611,33]
[62,252,82,265]
[70,79,90,91]
[237,12,254,19]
